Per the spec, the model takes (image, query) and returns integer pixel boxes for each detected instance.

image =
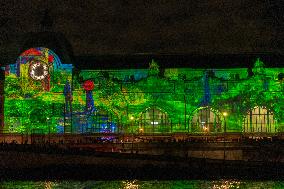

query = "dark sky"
[0,0,283,57]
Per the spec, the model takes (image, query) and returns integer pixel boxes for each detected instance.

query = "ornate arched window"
[191,107,222,133]
[139,107,170,133]
[243,106,276,133]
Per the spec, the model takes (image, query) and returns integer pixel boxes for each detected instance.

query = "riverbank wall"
[0,142,283,180]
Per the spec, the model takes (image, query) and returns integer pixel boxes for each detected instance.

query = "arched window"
[191,107,222,133]
[139,107,170,133]
[243,106,276,133]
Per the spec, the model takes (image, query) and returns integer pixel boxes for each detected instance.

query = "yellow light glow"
[123,180,139,189]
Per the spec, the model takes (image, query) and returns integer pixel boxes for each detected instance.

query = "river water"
[0,180,283,189]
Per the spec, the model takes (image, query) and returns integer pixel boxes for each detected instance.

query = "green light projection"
[3,53,284,134]
[4,47,72,134]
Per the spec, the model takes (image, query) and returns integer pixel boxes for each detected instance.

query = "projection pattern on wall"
[3,56,284,134]
[4,47,73,133]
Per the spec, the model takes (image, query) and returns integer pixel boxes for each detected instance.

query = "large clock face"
[29,61,49,80]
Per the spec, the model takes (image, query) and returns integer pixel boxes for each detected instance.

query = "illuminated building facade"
[1,48,284,135]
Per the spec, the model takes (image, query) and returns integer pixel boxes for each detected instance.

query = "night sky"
[0,0,283,67]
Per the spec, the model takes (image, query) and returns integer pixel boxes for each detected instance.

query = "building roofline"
[74,53,284,70]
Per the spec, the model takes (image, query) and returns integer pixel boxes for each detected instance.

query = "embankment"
[0,143,283,180]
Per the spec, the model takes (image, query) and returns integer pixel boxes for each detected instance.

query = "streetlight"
[222,112,228,133]
[47,117,50,143]
[130,116,134,133]
[130,116,135,153]
[222,112,228,161]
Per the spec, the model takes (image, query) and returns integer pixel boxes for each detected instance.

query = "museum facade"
[1,47,283,135]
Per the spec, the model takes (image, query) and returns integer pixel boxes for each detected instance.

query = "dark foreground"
[1,162,283,181]
[0,143,283,181]
[1,180,283,189]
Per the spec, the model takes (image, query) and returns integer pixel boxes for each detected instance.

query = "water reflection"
[123,180,139,189]
[44,181,53,189]
[212,180,241,189]
[0,180,283,189]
